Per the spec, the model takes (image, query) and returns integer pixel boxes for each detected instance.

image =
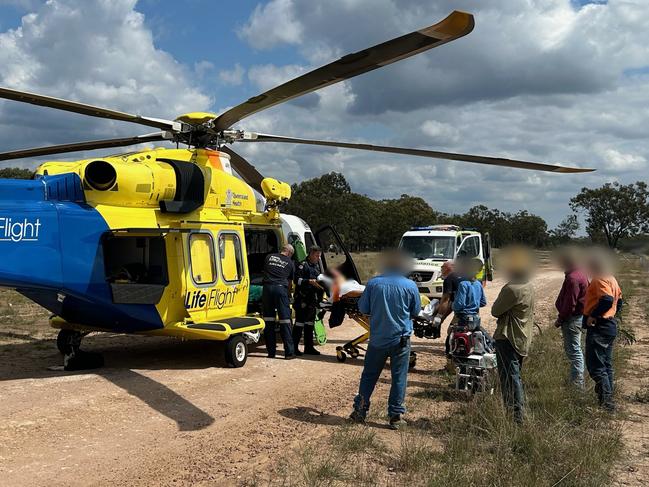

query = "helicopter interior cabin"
[101,226,286,310]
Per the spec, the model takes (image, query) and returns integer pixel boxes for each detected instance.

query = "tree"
[549,214,580,245]
[570,181,649,248]
[509,210,548,248]
[0,167,33,179]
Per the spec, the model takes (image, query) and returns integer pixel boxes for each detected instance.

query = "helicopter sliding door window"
[189,233,217,286]
[103,235,168,304]
[218,232,245,284]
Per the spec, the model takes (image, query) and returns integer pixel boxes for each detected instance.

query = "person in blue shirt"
[349,250,421,430]
[451,257,493,348]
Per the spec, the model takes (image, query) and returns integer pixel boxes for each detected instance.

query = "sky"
[0,0,647,227]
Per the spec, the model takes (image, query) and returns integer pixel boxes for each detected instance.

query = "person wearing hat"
[293,245,324,355]
[491,246,536,423]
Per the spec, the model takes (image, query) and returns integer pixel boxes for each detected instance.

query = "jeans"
[561,315,584,387]
[585,330,615,408]
[262,284,294,357]
[353,338,411,418]
[495,339,525,422]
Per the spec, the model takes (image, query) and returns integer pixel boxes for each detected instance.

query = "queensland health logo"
[0,217,42,242]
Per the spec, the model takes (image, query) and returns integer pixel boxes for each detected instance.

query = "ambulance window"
[189,233,216,285]
[219,232,244,283]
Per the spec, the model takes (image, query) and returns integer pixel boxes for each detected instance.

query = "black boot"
[304,325,320,355]
[292,325,303,356]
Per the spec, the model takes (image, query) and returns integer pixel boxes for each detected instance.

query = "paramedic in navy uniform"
[262,244,296,359]
[293,245,324,355]
[349,250,420,430]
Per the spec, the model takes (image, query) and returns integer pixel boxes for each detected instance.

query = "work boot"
[304,325,320,355]
[292,326,303,356]
[389,415,407,430]
[348,410,366,424]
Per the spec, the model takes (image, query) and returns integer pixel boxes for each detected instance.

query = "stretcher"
[317,293,439,368]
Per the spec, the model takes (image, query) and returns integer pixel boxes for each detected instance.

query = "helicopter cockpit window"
[218,232,244,283]
[189,233,216,285]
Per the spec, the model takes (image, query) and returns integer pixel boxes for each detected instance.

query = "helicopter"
[0,11,593,368]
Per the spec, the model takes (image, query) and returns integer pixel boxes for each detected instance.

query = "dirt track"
[0,268,579,486]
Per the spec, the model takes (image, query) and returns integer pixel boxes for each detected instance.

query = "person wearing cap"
[491,246,536,423]
[583,250,622,411]
[293,245,324,355]
[262,244,296,359]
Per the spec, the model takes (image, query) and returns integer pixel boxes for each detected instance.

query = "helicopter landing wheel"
[225,335,248,368]
[56,329,83,356]
[336,346,347,363]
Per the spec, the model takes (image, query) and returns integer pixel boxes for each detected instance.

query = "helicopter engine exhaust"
[84,160,117,191]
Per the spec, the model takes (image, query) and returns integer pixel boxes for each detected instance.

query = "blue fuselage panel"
[0,175,163,332]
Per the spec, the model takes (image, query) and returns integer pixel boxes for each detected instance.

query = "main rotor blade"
[241,134,595,173]
[0,132,169,162]
[219,146,265,193]
[213,11,474,131]
[0,87,175,130]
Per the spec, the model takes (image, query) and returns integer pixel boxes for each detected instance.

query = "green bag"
[314,317,327,345]
[293,238,307,263]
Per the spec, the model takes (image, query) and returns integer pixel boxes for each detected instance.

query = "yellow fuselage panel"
[34,147,284,337]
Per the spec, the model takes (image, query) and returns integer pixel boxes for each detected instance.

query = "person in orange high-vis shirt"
[583,251,623,411]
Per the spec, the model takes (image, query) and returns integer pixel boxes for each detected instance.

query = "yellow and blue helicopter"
[0,11,592,367]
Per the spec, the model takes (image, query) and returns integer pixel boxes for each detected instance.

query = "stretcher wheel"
[350,347,360,359]
[336,349,347,363]
[225,335,248,368]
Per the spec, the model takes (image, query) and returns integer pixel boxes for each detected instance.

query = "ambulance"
[398,225,493,298]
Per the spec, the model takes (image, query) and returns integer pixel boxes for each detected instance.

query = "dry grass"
[257,254,645,487]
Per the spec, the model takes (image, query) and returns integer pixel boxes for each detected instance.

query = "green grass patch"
[426,325,624,487]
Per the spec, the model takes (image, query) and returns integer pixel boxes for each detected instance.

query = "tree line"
[2,167,647,250]
[283,172,649,250]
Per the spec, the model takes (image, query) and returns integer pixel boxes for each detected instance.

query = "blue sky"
[0,0,647,227]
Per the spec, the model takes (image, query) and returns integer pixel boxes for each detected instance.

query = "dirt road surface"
[0,267,603,486]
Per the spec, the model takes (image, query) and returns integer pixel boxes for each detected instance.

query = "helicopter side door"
[183,225,249,325]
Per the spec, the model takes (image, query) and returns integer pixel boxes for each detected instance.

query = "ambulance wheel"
[56,329,82,355]
[409,351,417,370]
[225,336,247,368]
[336,349,347,363]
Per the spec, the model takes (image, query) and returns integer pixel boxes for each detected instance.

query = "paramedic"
[349,250,420,430]
[583,250,622,411]
[554,248,589,387]
[491,246,535,423]
[293,245,324,356]
[262,244,296,359]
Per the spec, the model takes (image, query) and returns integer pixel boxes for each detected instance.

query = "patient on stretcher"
[317,268,365,302]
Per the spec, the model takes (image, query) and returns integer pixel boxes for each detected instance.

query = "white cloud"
[218,63,245,86]
[0,0,211,151]
[229,0,649,226]
[239,0,303,50]
[420,120,460,143]
[601,148,647,170]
